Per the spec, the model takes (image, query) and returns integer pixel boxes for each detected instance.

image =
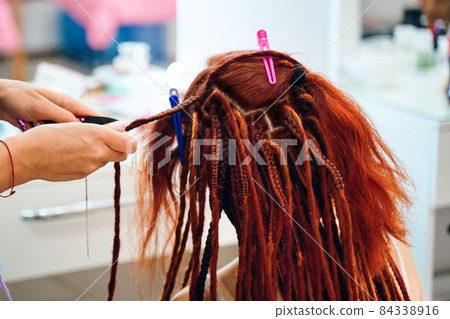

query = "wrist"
[0,141,13,193]
[3,133,38,187]
[0,80,8,121]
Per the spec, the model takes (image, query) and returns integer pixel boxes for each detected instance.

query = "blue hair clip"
[169,88,184,166]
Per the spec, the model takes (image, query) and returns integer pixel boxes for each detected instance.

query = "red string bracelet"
[0,140,16,198]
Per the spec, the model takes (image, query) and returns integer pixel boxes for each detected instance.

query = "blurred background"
[0,0,450,301]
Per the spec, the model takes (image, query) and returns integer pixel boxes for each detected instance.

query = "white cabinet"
[436,129,450,208]
[0,161,238,289]
[434,208,450,274]
[0,164,136,283]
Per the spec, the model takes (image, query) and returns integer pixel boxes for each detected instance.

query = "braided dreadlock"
[107,50,413,301]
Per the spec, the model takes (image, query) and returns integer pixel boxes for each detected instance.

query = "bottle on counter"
[445,28,450,103]
[416,28,437,70]
[447,35,450,103]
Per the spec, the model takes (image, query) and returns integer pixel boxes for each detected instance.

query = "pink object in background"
[0,0,22,55]
[0,0,175,55]
[53,0,176,50]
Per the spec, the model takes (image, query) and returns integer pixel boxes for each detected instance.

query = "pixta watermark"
[126,128,325,175]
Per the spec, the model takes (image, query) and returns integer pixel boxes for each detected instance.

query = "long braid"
[107,162,122,301]
[180,112,200,287]
[126,97,200,132]
[222,119,248,300]
[286,144,326,301]
[229,117,253,300]
[248,115,269,300]
[307,150,339,300]
[317,164,341,300]
[388,254,410,300]
[235,111,268,300]
[182,164,207,289]
[160,113,195,300]
[219,105,255,300]
[187,159,209,297]
[282,105,355,300]
[384,267,402,300]
[290,173,320,300]
[393,268,410,301]
[208,96,222,300]
[226,100,274,300]
[163,152,197,298]
[330,185,358,299]
[184,113,206,294]
[259,140,293,299]
[259,134,283,243]
[255,126,284,296]
[280,110,337,300]
[284,144,308,300]
[376,270,393,300]
[276,144,294,300]
[195,223,213,300]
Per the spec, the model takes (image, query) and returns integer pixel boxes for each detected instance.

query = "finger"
[101,126,137,154]
[37,88,101,117]
[5,115,21,129]
[3,115,32,131]
[24,121,34,130]
[34,97,79,123]
[103,148,128,163]
[105,121,127,132]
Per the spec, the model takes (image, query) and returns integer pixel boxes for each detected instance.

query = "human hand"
[0,79,99,129]
[4,123,137,185]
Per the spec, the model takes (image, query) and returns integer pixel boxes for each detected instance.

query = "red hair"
[109,50,411,301]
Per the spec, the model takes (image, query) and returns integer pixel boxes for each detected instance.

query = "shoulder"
[172,258,239,301]
[392,238,424,301]
[172,286,191,301]
[172,285,212,301]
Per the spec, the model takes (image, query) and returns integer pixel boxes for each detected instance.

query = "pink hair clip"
[257,29,276,85]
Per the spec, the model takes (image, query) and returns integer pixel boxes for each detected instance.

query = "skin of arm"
[396,239,424,301]
[0,141,15,193]
[0,123,136,193]
[0,80,137,193]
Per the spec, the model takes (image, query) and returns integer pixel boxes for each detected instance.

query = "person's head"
[120,50,411,301]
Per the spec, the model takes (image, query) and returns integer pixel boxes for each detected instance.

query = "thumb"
[101,126,137,154]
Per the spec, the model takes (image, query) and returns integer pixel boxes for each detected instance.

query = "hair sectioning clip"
[169,88,185,166]
[257,29,277,85]
[290,64,307,87]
